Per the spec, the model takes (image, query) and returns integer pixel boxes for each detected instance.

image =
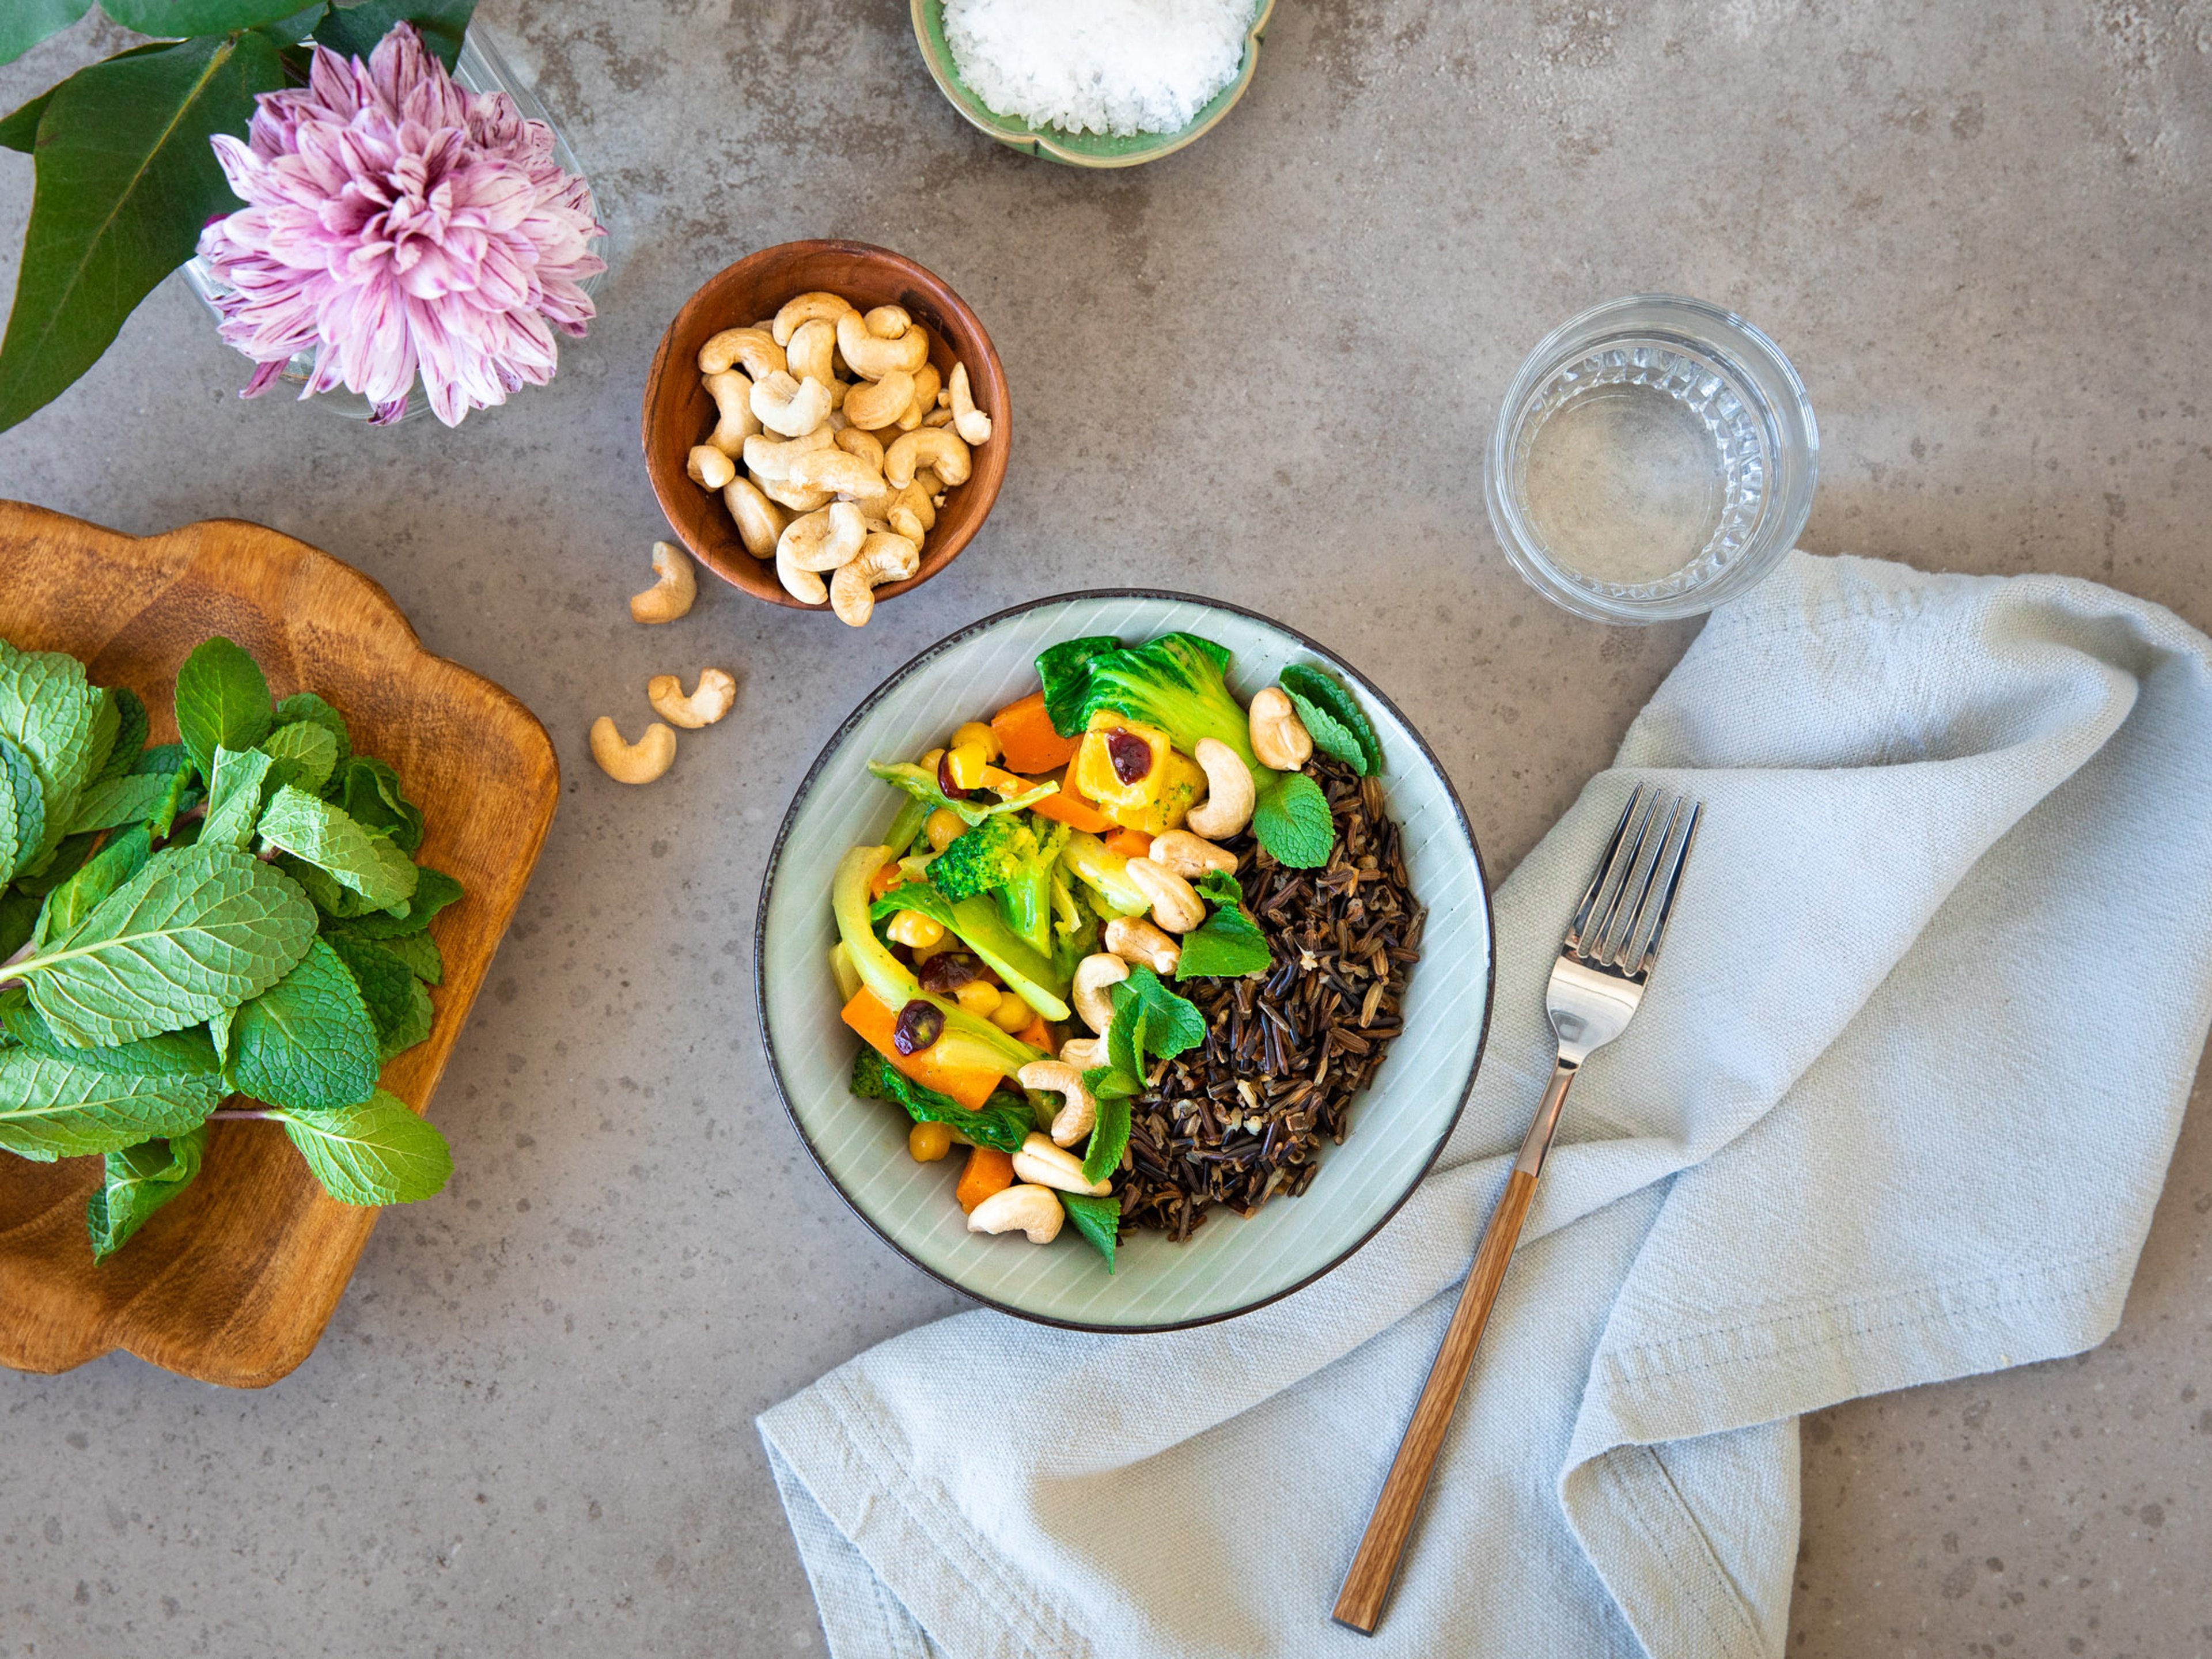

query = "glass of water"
[1484,294,1817,623]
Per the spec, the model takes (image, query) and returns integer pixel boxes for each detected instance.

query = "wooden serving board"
[0,501,558,1387]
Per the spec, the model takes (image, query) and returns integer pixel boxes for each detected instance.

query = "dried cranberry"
[1105,728,1153,786]
[937,751,969,801]
[918,951,984,993]
[892,998,945,1055]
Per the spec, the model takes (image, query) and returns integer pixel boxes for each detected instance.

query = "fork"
[1332,784,1702,1635]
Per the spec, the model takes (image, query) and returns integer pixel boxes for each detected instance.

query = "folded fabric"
[760,551,2212,1659]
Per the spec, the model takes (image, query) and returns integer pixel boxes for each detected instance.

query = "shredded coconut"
[943,0,1258,138]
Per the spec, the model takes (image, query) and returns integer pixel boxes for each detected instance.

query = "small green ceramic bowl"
[910,0,1276,169]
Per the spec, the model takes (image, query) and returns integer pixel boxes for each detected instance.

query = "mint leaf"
[0,0,90,74]
[129,741,184,777]
[147,764,196,839]
[0,641,96,859]
[66,771,169,834]
[1081,1094,1130,1188]
[0,888,40,959]
[208,1005,233,1065]
[202,744,277,850]
[256,785,418,909]
[173,637,272,779]
[1058,1191,1120,1271]
[34,821,149,947]
[278,1089,452,1205]
[0,735,33,878]
[1279,663,1382,777]
[259,719,337,795]
[377,929,441,984]
[87,1125,204,1263]
[1175,869,1271,980]
[18,843,319,1046]
[325,865,460,938]
[324,929,432,1059]
[1114,965,1207,1060]
[271,691,350,764]
[1251,771,1334,870]
[1082,1063,1141,1101]
[0,33,287,433]
[0,1048,220,1160]
[0,984,221,1077]
[94,685,146,784]
[228,937,380,1112]
[332,756,424,851]
[849,1048,1029,1153]
[314,0,476,67]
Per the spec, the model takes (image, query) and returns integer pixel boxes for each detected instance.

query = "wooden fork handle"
[1331,1160,1546,1633]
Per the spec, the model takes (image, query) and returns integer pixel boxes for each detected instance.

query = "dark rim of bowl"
[751,589,1496,1334]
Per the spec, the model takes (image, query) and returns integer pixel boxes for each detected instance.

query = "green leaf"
[1035,635,1122,737]
[1251,771,1334,870]
[279,1089,450,1205]
[147,764,196,839]
[377,929,441,984]
[865,759,1056,830]
[0,1048,219,1160]
[848,1048,1029,1154]
[256,785,418,908]
[97,0,319,33]
[173,637,272,779]
[66,770,169,833]
[1175,868,1271,980]
[1113,965,1207,1060]
[271,691,349,762]
[207,1004,233,1064]
[0,0,90,71]
[0,34,286,433]
[35,820,149,946]
[0,640,95,862]
[13,829,94,896]
[313,0,475,66]
[1058,1192,1119,1271]
[0,90,53,154]
[323,864,460,937]
[130,740,184,777]
[259,718,336,794]
[0,983,221,1075]
[200,744,276,849]
[0,888,40,960]
[323,928,431,1058]
[94,685,146,783]
[1279,663,1382,777]
[16,843,319,1046]
[255,2,328,44]
[1081,1094,1130,1188]
[86,1124,204,1262]
[331,755,423,850]
[0,736,29,878]
[228,937,379,1111]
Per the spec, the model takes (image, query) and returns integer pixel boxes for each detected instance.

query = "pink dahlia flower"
[195,24,605,426]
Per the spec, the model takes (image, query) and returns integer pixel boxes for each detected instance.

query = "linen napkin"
[758,551,2212,1659]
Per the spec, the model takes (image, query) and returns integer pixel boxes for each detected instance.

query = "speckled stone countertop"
[1,3,2206,1655]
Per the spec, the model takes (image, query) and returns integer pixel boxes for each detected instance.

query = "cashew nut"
[786,446,887,499]
[750,370,832,438]
[836,426,886,471]
[590,717,676,784]
[698,326,784,380]
[948,361,993,446]
[629,540,698,624]
[647,668,737,729]
[888,481,937,545]
[756,474,836,513]
[884,427,972,488]
[1020,1060,1099,1149]
[1250,686,1314,771]
[779,501,868,573]
[842,369,914,431]
[1126,858,1205,933]
[1060,1036,1106,1071]
[723,478,787,559]
[1149,830,1237,880]
[1104,916,1180,975]
[686,443,736,491]
[835,310,930,380]
[899,363,942,432]
[742,425,835,483]
[1071,953,1129,1035]
[703,369,759,453]
[1185,738,1256,839]
[1012,1132,1113,1196]
[923,408,954,428]
[967,1183,1063,1244]
[829,531,921,627]
[771,291,855,346]
[863,304,911,339]
[785,316,837,387]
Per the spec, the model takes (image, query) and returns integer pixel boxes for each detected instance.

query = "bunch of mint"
[0,633,460,1261]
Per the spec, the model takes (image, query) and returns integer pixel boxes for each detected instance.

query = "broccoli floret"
[929,815,1035,902]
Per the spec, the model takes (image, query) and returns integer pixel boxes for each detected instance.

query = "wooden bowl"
[0,501,559,1388]
[641,241,1009,612]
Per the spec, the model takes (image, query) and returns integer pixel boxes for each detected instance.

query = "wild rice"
[1115,757,1424,1242]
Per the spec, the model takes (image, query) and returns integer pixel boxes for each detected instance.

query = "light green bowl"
[910,0,1277,169]
[755,592,1495,1331]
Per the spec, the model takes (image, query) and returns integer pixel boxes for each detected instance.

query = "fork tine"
[1620,799,1700,977]
[1567,787,1645,956]
[1589,790,1679,966]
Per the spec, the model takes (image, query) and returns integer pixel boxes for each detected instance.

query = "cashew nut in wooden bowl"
[641,241,1010,614]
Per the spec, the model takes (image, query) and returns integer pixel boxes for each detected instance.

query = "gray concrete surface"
[1,1,2207,1654]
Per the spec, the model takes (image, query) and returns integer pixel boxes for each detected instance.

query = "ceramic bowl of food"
[641,240,1009,613]
[910,0,1275,169]
[753,590,1493,1330]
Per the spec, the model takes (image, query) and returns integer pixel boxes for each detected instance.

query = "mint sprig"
[1176,869,1271,980]
[1078,967,1205,1185]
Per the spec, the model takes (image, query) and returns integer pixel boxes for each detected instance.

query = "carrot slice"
[869,862,905,900]
[991,690,1081,774]
[956,1144,1016,1213]
[1027,768,1115,833]
[842,987,1002,1110]
[1014,1013,1052,1052]
[1103,828,1153,859]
